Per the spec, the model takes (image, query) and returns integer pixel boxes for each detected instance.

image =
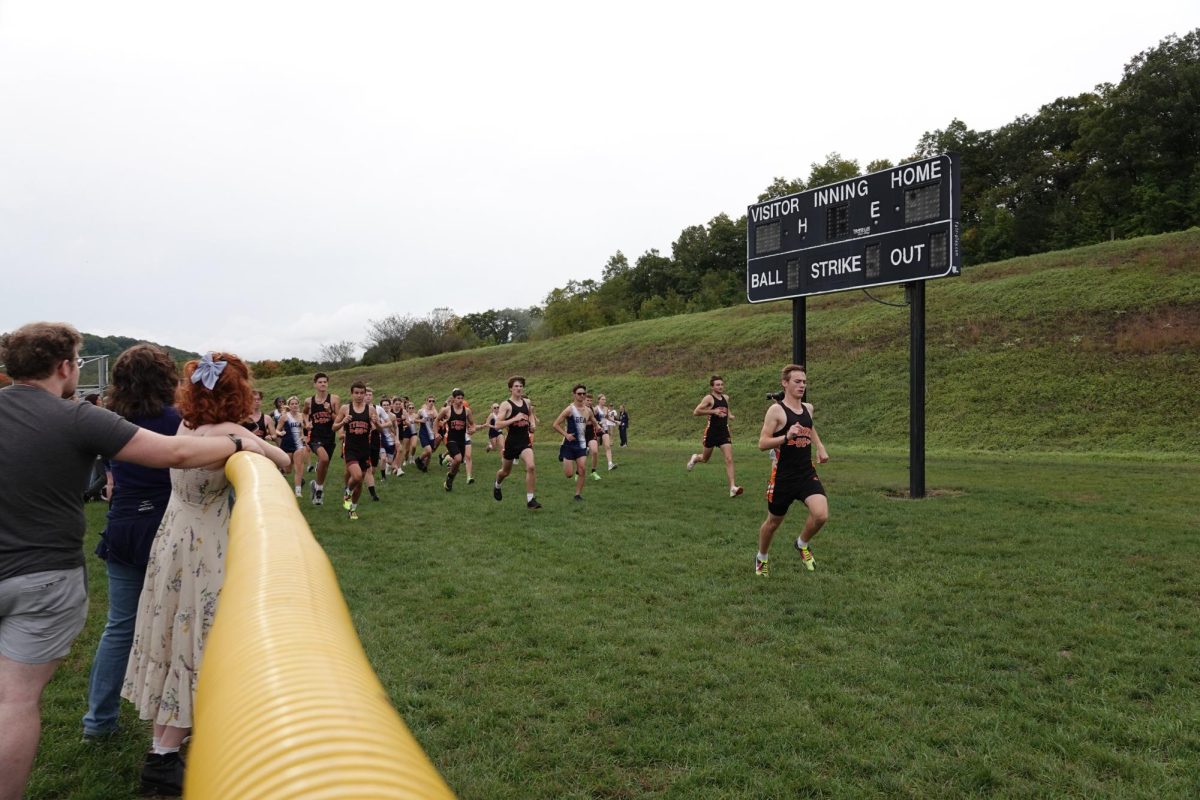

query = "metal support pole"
[908,282,926,498]
[792,297,807,402]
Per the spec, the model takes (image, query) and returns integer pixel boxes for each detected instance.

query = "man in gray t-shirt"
[0,322,266,800]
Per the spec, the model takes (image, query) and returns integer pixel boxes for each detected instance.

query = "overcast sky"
[1,1,1194,360]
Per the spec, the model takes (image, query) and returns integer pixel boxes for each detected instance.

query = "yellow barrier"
[186,453,456,799]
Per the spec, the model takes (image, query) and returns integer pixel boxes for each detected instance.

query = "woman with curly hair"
[121,352,289,796]
[81,344,181,740]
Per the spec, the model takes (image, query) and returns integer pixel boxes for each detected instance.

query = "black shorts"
[309,433,335,456]
[446,439,466,459]
[503,438,531,462]
[344,451,371,472]
[703,427,731,449]
[766,470,826,517]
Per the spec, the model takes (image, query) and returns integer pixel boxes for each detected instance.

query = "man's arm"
[692,395,714,417]
[551,406,573,439]
[332,406,350,432]
[804,402,829,463]
[114,427,246,469]
[757,405,790,451]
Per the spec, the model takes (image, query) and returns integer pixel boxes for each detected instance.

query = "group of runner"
[241,373,629,517]
[245,365,831,576]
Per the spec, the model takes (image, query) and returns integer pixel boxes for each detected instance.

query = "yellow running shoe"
[794,539,815,571]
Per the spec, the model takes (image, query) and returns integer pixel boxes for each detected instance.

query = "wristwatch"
[227,434,243,453]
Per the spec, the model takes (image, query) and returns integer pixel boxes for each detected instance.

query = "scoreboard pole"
[907,282,926,498]
[792,297,806,401]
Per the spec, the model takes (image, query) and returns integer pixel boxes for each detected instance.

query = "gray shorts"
[0,567,89,664]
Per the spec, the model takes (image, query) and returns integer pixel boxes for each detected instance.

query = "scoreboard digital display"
[746,154,961,302]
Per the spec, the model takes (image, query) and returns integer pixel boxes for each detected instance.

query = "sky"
[1,1,1194,360]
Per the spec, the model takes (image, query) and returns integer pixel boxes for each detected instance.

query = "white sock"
[527,493,535,502]
[315,483,323,491]
[494,481,502,489]
[152,743,180,755]
[757,552,769,562]
[797,537,809,549]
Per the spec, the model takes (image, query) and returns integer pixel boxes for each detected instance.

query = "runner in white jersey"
[594,394,618,472]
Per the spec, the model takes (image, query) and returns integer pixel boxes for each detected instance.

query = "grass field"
[32,441,1200,799]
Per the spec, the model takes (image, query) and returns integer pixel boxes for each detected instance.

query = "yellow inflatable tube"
[186,453,456,799]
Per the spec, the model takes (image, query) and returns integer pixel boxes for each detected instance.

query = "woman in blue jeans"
[81,344,180,738]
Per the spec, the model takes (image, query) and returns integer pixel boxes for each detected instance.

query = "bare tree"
[318,340,358,369]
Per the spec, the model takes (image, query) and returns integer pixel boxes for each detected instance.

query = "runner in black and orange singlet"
[332,381,378,520]
[753,364,830,577]
[303,372,340,506]
[492,375,541,509]
[686,375,743,498]
[437,388,474,491]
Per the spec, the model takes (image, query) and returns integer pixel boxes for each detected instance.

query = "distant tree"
[363,314,418,363]
[757,176,806,202]
[252,359,281,379]
[806,152,860,188]
[275,357,315,377]
[319,341,357,369]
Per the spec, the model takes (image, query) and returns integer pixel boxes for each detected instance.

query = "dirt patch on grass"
[881,487,967,499]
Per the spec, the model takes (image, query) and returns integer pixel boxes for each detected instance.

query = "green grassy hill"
[259,229,1200,458]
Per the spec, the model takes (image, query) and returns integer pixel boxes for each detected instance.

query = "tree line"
[348,31,1199,356]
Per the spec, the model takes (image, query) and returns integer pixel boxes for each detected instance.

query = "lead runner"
[754,364,830,577]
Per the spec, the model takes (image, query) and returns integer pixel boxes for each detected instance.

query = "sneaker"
[467,476,474,485]
[416,456,428,473]
[349,509,359,521]
[371,493,380,501]
[314,488,324,506]
[342,498,351,511]
[396,467,405,476]
[438,453,447,466]
[794,539,815,571]
[294,485,303,498]
[140,751,184,797]
[591,471,601,481]
[526,498,542,509]
[309,480,317,504]
[755,557,769,577]
[686,455,696,472]
[608,463,618,471]
[444,477,453,492]
[493,485,502,502]
[307,464,315,473]
[574,494,583,502]
[730,486,744,498]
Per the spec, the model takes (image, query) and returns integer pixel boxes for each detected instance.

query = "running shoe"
[349,509,359,521]
[755,557,769,577]
[444,476,454,492]
[342,498,351,511]
[438,453,447,466]
[686,455,696,472]
[309,480,317,504]
[493,485,502,502]
[467,476,474,485]
[526,498,542,509]
[591,471,601,481]
[314,488,324,506]
[608,463,618,471]
[307,464,315,473]
[574,494,583,502]
[415,456,428,473]
[730,486,744,498]
[794,539,816,571]
[294,485,302,498]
